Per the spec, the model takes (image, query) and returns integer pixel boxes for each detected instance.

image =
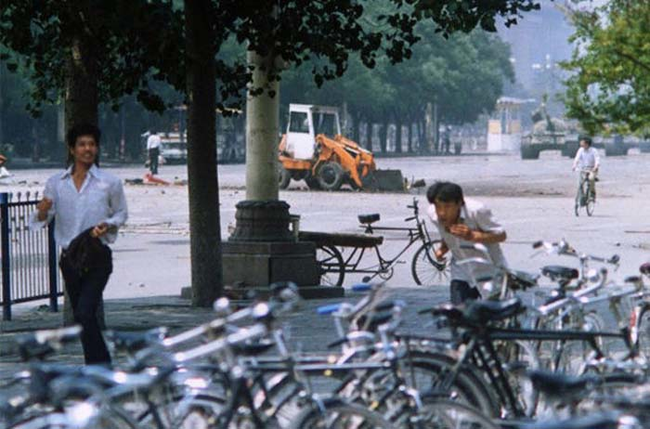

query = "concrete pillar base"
[221,241,343,299]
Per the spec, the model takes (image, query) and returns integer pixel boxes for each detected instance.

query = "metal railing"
[0,192,60,321]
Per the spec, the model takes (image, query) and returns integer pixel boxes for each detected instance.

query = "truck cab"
[284,104,341,160]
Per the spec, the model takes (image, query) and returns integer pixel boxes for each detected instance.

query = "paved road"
[3,151,650,303]
[0,150,648,381]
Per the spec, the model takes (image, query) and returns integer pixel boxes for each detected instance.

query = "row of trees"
[0,0,541,305]
[280,24,514,153]
[1,5,515,160]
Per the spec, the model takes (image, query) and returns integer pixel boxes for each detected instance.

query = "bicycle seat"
[541,265,579,283]
[358,213,380,225]
[464,297,524,324]
[357,310,394,332]
[231,339,275,356]
[640,262,650,276]
[506,269,539,290]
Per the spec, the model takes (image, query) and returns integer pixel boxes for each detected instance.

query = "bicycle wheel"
[411,241,450,286]
[401,349,499,418]
[634,307,650,360]
[496,339,541,418]
[289,397,392,429]
[586,193,595,217]
[316,244,345,287]
[137,393,226,429]
[406,399,499,429]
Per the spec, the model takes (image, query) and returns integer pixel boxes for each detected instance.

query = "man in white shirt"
[31,123,128,365]
[426,182,507,304]
[146,130,161,175]
[572,136,600,199]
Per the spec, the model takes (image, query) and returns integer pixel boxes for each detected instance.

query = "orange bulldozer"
[278,104,405,192]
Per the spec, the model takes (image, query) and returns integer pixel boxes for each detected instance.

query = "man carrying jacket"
[31,123,128,365]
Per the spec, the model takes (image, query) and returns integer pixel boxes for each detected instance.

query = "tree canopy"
[0,0,538,115]
[562,1,650,134]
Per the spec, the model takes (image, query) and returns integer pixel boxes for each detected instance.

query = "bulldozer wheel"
[305,176,321,190]
[278,166,291,189]
[317,162,344,191]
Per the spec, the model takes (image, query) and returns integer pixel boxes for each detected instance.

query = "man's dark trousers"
[149,147,159,175]
[60,250,112,365]
[450,279,480,305]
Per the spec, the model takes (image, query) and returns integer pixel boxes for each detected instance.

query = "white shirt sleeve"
[29,177,56,230]
[573,147,583,166]
[102,179,128,243]
[475,207,505,234]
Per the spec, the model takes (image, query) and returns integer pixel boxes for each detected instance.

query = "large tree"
[1,0,541,306]
[562,1,650,134]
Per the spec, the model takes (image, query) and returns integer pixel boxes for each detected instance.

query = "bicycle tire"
[586,198,595,216]
[635,306,650,360]
[288,396,392,429]
[315,244,345,287]
[407,399,499,429]
[136,393,226,429]
[497,339,541,418]
[401,349,500,418]
[411,241,450,286]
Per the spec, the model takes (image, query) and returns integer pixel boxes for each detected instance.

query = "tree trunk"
[433,101,439,153]
[352,112,360,144]
[395,116,403,154]
[246,51,279,201]
[379,119,388,153]
[424,103,433,154]
[186,0,222,307]
[365,121,372,150]
[406,119,413,153]
[62,35,102,326]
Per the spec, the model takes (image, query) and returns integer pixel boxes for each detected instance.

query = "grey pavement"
[0,288,450,381]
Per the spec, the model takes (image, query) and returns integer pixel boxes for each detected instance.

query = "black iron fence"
[0,192,60,321]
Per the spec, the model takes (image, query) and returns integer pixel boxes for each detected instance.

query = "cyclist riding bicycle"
[572,136,600,200]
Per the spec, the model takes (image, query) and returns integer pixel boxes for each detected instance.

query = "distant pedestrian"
[30,123,128,365]
[146,130,161,175]
[442,126,452,154]
[426,181,507,304]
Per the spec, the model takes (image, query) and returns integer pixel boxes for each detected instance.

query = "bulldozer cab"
[285,104,341,160]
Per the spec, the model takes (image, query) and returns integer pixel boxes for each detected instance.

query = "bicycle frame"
[576,170,595,207]
[437,323,624,418]
[343,200,437,281]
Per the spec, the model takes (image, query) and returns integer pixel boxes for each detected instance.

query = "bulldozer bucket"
[362,169,406,192]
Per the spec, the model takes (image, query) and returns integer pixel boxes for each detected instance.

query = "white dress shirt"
[146,134,161,150]
[30,165,128,249]
[427,198,507,284]
[573,147,600,170]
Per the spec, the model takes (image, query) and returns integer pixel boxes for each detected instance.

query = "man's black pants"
[60,250,112,365]
[450,279,481,305]
[149,147,159,175]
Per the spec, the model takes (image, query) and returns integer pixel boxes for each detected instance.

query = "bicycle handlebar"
[532,239,620,267]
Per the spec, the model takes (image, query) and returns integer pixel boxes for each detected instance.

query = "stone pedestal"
[223,241,316,286]
[223,200,343,298]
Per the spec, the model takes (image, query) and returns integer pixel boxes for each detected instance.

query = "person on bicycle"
[426,182,507,304]
[572,136,600,200]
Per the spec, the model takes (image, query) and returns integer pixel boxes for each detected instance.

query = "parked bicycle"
[300,198,450,287]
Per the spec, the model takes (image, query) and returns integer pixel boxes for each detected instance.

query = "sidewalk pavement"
[0,287,449,381]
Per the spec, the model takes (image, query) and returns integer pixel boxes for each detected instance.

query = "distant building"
[498,0,574,94]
